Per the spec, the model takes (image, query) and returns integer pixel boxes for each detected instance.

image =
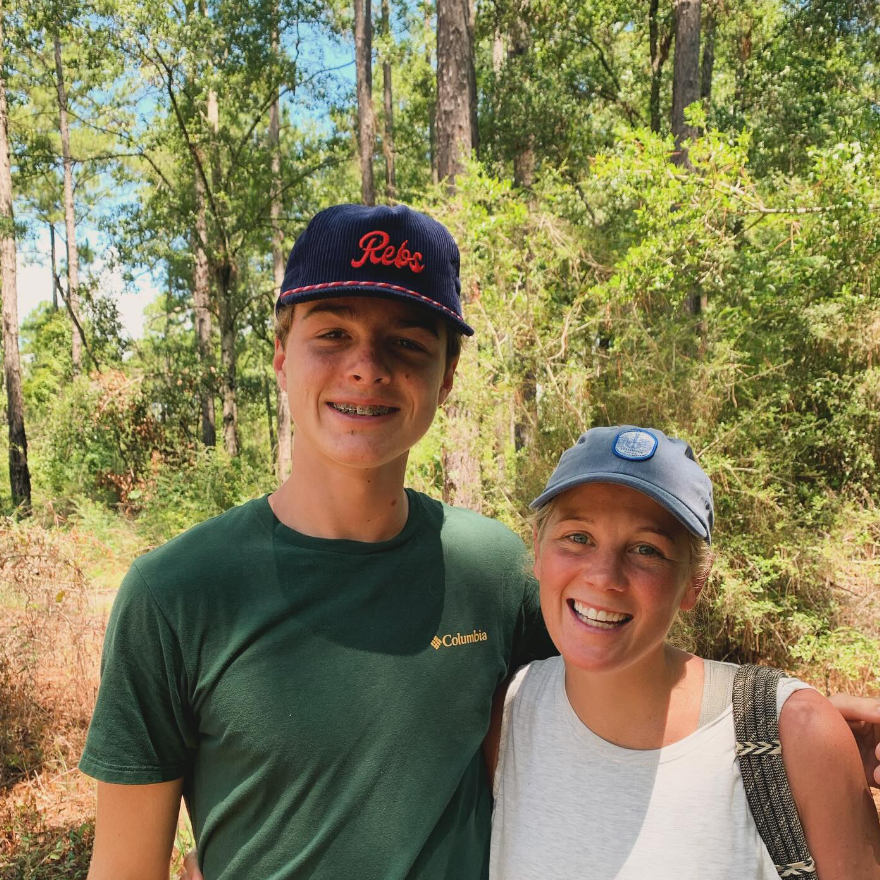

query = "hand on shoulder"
[828,691,880,788]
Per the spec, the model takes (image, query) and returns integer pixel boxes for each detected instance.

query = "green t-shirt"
[80,490,553,879]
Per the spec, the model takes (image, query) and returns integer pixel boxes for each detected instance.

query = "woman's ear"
[680,558,713,611]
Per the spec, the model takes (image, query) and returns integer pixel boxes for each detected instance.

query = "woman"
[489,426,880,879]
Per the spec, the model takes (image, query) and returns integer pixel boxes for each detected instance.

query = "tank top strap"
[698,659,738,728]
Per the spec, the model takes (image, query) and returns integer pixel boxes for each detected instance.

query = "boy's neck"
[563,646,704,750]
[269,446,410,542]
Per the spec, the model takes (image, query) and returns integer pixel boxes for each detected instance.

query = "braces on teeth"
[331,403,395,415]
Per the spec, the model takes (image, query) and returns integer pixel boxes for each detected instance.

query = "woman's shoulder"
[779,687,853,753]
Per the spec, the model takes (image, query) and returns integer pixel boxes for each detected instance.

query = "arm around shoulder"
[88,778,184,880]
[780,689,880,880]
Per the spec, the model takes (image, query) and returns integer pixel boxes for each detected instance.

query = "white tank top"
[489,656,811,880]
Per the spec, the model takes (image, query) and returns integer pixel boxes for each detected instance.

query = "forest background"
[0,0,879,874]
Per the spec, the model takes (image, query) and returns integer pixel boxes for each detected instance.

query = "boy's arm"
[780,689,880,879]
[89,779,183,880]
[482,677,512,785]
[88,779,184,880]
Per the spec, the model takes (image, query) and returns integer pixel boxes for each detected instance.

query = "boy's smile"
[274,296,457,474]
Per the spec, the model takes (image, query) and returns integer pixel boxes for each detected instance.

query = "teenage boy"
[81,204,552,880]
[82,204,880,880]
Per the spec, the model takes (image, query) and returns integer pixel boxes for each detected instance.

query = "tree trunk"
[671,0,701,164]
[354,0,376,206]
[0,16,31,512]
[207,89,220,189]
[193,171,216,447]
[436,0,476,187]
[492,27,504,73]
[187,0,217,448]
[269,64,292,481]
[53,32,83,373]
[380,0,396,202]
[442,405,482,512]
[700,3,716,103]
[670,0,705,316]
[467,0,478,156]
[734,25,752,124]
[425,7,439,185]
[649,0,672,134]
[49,224,58,310]
[217,268,239,457]
[510,3,534,189]
[436,0,480,496]
[263,374,277,466]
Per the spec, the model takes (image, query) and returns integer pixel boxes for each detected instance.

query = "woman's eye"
[567,533,589,545]
[318,330,345,339]
[635,544,661,558]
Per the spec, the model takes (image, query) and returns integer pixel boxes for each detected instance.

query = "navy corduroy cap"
[531,426,714,543]
[276,204,474,336]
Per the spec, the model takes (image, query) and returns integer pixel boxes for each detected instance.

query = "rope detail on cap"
[278,280,465,322]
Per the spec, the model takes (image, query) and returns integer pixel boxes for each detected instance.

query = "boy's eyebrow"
[301,302,358,320]
[301,301,440,338]
[396,317,440,338]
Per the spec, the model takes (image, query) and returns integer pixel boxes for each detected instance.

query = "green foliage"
[136,446,274,545]
[419,132,880,685]
[33,370,164,508]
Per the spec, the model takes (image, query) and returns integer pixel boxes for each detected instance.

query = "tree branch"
[52,270,102,372]
[145,41,230,254]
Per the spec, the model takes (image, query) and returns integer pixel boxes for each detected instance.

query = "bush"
[34,371,164,510]
[136,446,274,545]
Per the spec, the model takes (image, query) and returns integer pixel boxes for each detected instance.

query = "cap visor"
[277,282,474,336]
[529,473,709,541]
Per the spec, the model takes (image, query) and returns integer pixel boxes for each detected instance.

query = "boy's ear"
[273,338,287,392]
[438,356,458,406]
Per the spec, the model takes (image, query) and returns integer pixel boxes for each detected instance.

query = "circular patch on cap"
[612,429,658,461]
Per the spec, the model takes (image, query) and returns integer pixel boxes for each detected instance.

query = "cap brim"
[529,473,710,542]
[277,282,475,336]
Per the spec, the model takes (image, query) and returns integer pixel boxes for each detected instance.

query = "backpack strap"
[733,664,818,879]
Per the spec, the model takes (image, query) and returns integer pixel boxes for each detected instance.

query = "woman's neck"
[563,646,704,750]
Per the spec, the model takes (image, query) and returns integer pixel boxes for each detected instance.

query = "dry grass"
[0,518,101,878]
[0,515,194,879]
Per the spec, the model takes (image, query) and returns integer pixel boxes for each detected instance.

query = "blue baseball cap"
[530,426,714,543]
[276,203,474,336]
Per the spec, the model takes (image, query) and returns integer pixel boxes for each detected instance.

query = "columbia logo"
[431,630,489,649]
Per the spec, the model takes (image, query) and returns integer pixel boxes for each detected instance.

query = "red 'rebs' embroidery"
[351,230,425,274]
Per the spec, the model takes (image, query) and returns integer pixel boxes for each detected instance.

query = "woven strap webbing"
[733,664,818,879]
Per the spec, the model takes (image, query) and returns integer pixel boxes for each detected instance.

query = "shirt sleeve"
[79,561,197,784]
[776,675,814,716]
[508,572,557,673]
